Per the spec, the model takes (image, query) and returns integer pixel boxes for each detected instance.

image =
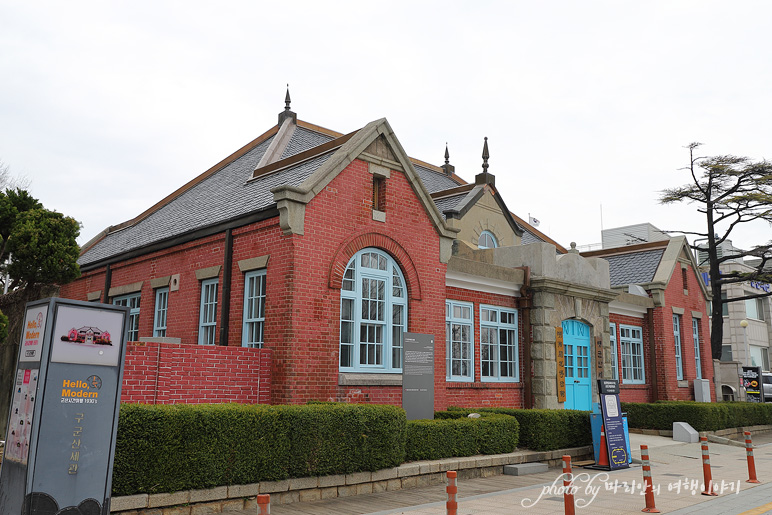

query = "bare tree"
[660,143,772,359]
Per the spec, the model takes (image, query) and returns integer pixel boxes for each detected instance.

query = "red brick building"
[60,97,713,410]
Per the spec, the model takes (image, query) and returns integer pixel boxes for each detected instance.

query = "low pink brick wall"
[121,341,271,405]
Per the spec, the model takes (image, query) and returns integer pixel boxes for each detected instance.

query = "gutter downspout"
[518,266,533,409]
[647,307,658,401]
[219,228,233,346]
[102,264,112,303]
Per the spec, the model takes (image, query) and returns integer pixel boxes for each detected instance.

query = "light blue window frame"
[198,278,218,345]
[153,288,169,337]
[609,323,619,381]
[673,314,684,380]
[243,270,267,348]
[692,318,702,380]
[113,293,140,341]
[478,230,498,249]
[446,300,474,382]
[620,325,644,384]
[339,248,407,373]
[479,305,518,382]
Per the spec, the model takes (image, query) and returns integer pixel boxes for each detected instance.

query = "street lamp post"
[740,319,749,366]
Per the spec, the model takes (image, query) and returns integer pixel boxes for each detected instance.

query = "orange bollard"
[640,445,660,513]
[744,431,761,483]
[257,493,270,515]
[597,424,609,468]
[562,455,575,515]
[446,470,458,515]
[700,436,718,496]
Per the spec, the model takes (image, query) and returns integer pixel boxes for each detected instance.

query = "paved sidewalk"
[234,432,772,515]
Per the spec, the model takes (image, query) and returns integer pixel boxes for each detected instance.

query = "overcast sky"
[1,1,770,253]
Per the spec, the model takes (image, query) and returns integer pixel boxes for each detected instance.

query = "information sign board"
[742,366,762,403]
[0,298,129,515]
[402,332,435,420]
[597,379,629,470]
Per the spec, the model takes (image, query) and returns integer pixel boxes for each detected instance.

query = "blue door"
[563,320,591,411]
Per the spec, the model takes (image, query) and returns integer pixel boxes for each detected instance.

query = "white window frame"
[198,278,218,345]
[620,325,644,384]
[745,297,765,321]
[113,293,141,341]
[673,314,684,380]
[242,270,266,348]
[339,248,407,373]
[609,323,619,381]
[446,300,474,382]
[692,318,702,380]
[479,305,519,382]
[153,288,169,337]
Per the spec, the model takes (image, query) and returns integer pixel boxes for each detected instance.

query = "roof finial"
[481,137,489,174]
[441,142,455,177]
[444,143,450,165]
[284,84,291,111]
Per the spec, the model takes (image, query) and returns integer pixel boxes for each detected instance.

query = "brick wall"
[121,341,271,404]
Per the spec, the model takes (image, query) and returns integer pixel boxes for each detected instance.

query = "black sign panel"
[743,366,763,403]
[598,379,629,470]
[402,332,435,420]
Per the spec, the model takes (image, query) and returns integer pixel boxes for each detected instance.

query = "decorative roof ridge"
[296,119,344,138]
[430,184,476,199]
[79,124,281,256]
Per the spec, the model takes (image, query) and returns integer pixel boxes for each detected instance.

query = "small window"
[746,297,765,321]
[620,325,644,384]
[243,270,266,348]
[721,292,728,317]
[478,230,498,249]
[113,293,141,341]
[153,288,169,337]
[720,344,733,362]
[692,318,702,380]
[373,176,385,211]
[681,268,688,291]
[199,279,218,345]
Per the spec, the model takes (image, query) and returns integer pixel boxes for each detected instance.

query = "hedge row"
[406,413,519,461]
[622,401,772,432]
[445,407,592,451]
[114,403,405,496]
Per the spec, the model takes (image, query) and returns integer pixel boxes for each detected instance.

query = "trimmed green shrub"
[113,402,405,496]
[622,401,772,432]
[405,413,518,461]
[445,407,592,451]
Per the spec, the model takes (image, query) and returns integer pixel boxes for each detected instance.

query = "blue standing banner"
[597,379,630,470]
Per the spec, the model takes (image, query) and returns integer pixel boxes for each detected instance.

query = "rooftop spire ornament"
[481,137,489,174]
[284,84,291,111]
[444,143,450,165]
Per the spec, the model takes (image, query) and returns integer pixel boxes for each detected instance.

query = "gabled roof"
[79,115,464,269]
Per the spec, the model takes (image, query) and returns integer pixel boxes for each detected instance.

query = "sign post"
[742,366,763,403]
[556,327,566,403]
[596,379,630,470]
[0,298,129,514]
[402,332,435,420]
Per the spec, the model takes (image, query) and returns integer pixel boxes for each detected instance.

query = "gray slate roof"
[80,134,335,266]
[280,127,335,160]
[432,193,467,220]
[604,249,665,287]
[522,230,546,245]
[414,164,461,193]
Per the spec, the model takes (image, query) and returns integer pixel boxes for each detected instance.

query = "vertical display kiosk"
[0,298,129,514]
[590,379,630,470]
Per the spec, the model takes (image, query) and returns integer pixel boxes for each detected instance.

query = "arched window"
[340,248,407,372]
[478,230,498,249]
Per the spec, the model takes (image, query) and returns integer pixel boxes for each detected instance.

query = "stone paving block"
[226,483,258,498]
[418,461,440,474]
[278,490,299,505]
[190,504,219,515]
[457,458,477,470]
[504,462,549,476]
[372,480,388,492]
[386,478,402,491]
[320,487,338,499]
[259,479,290,493]
[220,499,245,512]
[190,486,228,503]
[110,494,148,511]
[242,498,258,511]
[149,491,190,508]
[475,456,494,468]
[401,476,419,489]
[480,466,500,477]
[337,485,358,497]
[371,467,398,481]
[356,483,373,495]
[673,422,699,443]
[318,473,346,488]
[289,476,318,490]
[345,471,372,485]
[396,463,420,477]
[298,488,321,502]
[162,507,191,515]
